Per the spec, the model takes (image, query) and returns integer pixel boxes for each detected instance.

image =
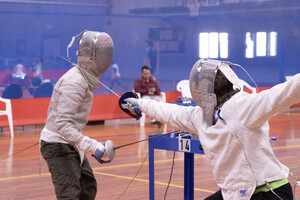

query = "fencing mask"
[189,58,240,126]
[73,31,113,89]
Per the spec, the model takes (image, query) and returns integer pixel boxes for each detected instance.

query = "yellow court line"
[96,143,300,170]
[272,144,300,150]
[0,156,206,181]
[0,173,50,181]
[94,171,215,194]
[1,144,299,182]
[94,155,206,170]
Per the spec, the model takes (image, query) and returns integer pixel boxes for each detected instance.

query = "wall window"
[199,32,228,59]
[245,32,254,58]
[256,32,267,56]
[245,31,277,58]
[269,32,277,56]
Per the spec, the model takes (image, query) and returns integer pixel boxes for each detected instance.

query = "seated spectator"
[134,65,163,125]
[31,57,43,86]
[12,59,26,80]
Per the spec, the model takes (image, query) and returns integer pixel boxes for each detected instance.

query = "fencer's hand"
[119,92,142,120]
[124,97,140,106]
[92,140,115,164]
[148,87,156,95]
[122,98,142,120]
[92,142,105,164]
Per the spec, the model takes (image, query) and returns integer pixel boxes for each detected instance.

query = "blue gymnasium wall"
[1,0,300,98]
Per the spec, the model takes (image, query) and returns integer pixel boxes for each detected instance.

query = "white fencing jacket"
[139,74,300,199]
[40,66,99,163]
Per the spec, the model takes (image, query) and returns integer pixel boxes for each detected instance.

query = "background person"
[12,58,26,80]
[134,65,161,101]
[31,57,43,86]
[109,60,127,91]
[134,65,163,125]
[143,40,157,75]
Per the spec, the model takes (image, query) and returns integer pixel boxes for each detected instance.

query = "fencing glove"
[119,92,142,120]
[92,140,115,164]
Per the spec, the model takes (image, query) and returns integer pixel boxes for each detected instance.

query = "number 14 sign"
[178,138,191,152]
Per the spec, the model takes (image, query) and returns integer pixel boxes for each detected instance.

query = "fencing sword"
[114,129,180,150]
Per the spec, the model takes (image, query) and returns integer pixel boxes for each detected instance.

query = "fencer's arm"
[133,98,200,134]
[239,73,300,129]
[54,79,115,163]
[55,79,100,153]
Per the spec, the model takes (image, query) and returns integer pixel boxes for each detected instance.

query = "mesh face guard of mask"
[189,58,240,126]
[65,30,114,89]
[77,31,114,76]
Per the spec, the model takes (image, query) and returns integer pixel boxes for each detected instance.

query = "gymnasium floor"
[1,110,300,199]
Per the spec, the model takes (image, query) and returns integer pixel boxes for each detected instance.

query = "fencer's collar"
[213,107,226,125]
[77,64,99,89]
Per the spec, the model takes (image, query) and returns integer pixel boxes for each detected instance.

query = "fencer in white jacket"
[40,31,115,200]
[125,59,295,200]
